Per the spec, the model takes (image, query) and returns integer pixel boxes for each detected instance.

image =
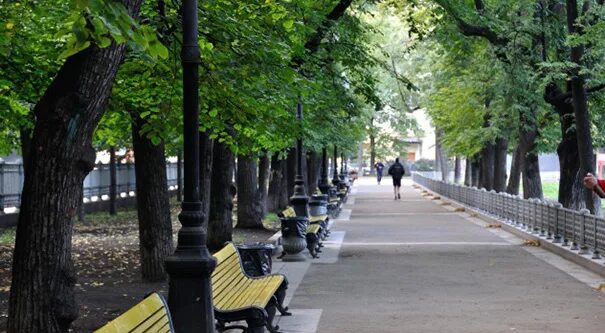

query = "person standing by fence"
[375,161,384,185]
[583,173,605,197]
[388,158,405,200]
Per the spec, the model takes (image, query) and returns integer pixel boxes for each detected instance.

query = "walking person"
[388,158,405,200]
[374,161,385,185]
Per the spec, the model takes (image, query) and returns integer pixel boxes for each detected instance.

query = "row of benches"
[278,179,351,259]
[95,180,352,333]
[96,243,290,333]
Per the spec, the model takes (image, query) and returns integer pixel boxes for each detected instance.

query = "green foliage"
[57,0,168,59]
[0,1,67,154]
[413,158,435,171]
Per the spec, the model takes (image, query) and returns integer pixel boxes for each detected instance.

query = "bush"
[412,159,435,171]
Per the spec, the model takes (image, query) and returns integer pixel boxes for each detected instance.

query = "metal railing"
[0,161,181,213]
[413,172,605,259]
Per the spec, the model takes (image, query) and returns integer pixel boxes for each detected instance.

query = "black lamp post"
[332,145,340,187]
[165,0,216,331]
[290,100,309,216]
[318,147,330,194]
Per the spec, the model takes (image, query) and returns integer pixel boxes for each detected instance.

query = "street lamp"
[332,145,340,187]
[165,1,216,331]
[290,99,309,216]
[318,147,330,194]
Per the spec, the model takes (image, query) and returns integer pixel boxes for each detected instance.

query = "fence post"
[539,201,546,236]
[0,161,4,214]
[553,204,562,243]
[579,209,590,255]
[592,215,600,259]
[562,208,570,247]
[546,202,555,240]
[571,210,580,250]
[109,147,117,215]
[126,162,132,195]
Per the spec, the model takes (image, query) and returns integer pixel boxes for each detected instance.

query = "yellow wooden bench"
[94,293,174,333]
[280,207,323,258]
[309,214,328,224]
[212,243,290,333]
[283,207,326,225]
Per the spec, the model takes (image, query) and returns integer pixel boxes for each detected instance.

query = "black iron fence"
[413,172,605,259]
[0,161,181,213]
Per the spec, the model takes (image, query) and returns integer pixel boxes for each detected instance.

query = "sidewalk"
[272,177,605,333]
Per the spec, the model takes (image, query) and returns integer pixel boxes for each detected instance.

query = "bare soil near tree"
[0,201,277,332]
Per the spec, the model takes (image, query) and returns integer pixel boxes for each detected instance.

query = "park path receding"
[286,177,605,333]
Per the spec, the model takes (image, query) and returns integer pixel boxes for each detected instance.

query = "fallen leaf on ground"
[523,239,540,247]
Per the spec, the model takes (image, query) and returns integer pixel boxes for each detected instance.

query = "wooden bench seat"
[212,243,290,332]
[309,214,328,223]
[94,293,174,333]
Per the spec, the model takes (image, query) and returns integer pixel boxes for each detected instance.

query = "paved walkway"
[273,177,605,333]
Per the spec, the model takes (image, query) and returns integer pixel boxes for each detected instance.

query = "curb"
[417,185,605,278]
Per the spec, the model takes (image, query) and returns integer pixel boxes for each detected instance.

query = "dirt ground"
[0,202,278,332]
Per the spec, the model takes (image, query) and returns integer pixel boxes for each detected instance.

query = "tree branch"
[474,0,485,11]
[435,0,510,62]
[587,83,605,94]
[292,0,354,69]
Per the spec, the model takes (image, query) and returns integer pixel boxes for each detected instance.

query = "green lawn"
[542,181,559,200]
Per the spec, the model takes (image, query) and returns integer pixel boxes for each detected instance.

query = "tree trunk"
[267,154,284,213]
[199,132,213,224]
[131,114,173,282]
[454,156,462,184]
[493,138,508,192]
[77,191,85,223]
[286,149,296,198]
[435,128,448,181]
[464,158,472,186]
[547,84,581,208]
[109,146,117,215]
[471,159,480,187]
[370,133,376,175]
[435,131,442,173]
[236,155,264,229]
[258,152,270,216]
[207,141,235,252]
[519,111,543,199]
[279,155,290,209]
[567,0,596,213]
[506,145,522,195]
[8,1,143,330]
[357,143,363,171]
[306,151,320,193]
[480,142,495,190]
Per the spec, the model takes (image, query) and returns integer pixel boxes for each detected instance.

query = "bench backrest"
[212,243,285,313]
[211,243,250,310]
[281,206,296,218]
[94,293,174,333]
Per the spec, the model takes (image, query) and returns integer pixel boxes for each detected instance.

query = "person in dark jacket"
[388,158,405,200]
[374,161,385,185]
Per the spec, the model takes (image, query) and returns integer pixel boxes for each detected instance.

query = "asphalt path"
[283,177,605,333]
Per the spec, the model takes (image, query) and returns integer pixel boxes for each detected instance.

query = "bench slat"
[94,293,173,333]
[213,274,251,307]
[309,215,327,223]
[211,243,285,312]
[307,224,320,234]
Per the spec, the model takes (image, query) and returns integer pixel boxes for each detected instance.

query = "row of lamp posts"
[165,2,350,329]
